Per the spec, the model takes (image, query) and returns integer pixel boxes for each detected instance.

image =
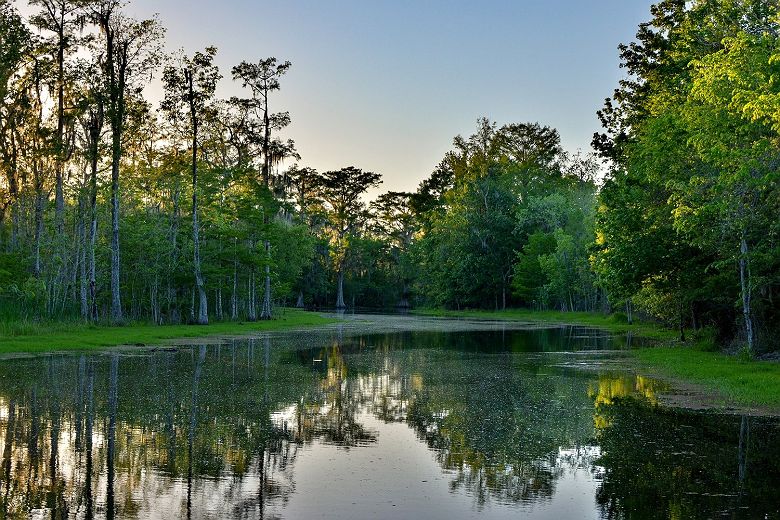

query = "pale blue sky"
[21,0,655,192]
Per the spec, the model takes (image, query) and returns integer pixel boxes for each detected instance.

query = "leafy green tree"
[90,1,163,322]
[162,47,222,325]
[316,166,381,309]
[232,57,292,319]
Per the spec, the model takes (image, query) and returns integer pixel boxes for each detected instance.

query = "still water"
[0,316,778,519]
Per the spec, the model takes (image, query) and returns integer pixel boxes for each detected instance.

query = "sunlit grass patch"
[635,347,780,408]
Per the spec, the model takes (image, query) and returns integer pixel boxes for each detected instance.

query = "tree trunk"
[86,104,102,322]
[231,258,238,320]
[34,188,43,279]
[79,205,88,320]
[100,13,124,324]
[336,270,346,309]
[397,281,410,309]
[216,284,223,321]
[296,290,304,309]
[248,270,257,321]
[260,240,272,320]
[188,71,208,325]
[739,235,754,354]
[54,25,66,236]
[109,122,122,323]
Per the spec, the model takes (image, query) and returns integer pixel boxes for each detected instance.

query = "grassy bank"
[635,347,780,409]
[0,309,335,354]
[415,308,780,410]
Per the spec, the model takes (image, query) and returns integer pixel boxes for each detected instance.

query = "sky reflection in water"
[0,324,778,519]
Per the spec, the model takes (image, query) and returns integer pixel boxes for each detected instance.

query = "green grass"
[412,308,676,340]
[635,347,780,408]
[414,307,780,410]
[0,309,335,354]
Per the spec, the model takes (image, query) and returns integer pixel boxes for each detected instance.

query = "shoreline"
[2,308,778,415]
[0,310,336,355]
[413,308,780,414]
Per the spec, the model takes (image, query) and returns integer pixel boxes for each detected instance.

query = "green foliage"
[411,119,600,311]
[593,0,780,350]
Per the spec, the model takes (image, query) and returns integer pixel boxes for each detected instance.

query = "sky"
[19,0,655,194]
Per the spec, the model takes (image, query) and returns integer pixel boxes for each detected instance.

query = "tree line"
[1,0,778,353]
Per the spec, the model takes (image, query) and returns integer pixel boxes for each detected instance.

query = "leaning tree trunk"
[336,270,346,309]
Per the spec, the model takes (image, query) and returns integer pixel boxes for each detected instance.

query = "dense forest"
[0,0,778,353]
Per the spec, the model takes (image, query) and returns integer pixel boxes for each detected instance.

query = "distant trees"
[409,119,600,311]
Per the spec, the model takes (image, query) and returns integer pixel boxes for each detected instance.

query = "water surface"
[0,316,777,519]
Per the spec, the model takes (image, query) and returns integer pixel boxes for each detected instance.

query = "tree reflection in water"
[0,329,777,519]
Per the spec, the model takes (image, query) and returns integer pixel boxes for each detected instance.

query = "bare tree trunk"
[216,284,223,321]
[248,270,257,321]
[296,290,304,309]
[190,287,195,323]
[86,103,102,323]
[260,241,272,320]
[10,201,19,253]
[34,182,44,279]
[169,182,181,324]
[231,258,238,320]
[54,22,66,236]
[110,133,122,323]
[740,234,754,354]
[79,206,88,320]
[188,72,208,325]
[336,270,346,309]
[99,10,125,324]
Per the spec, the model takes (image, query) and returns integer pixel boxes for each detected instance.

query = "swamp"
[0,316,777,519]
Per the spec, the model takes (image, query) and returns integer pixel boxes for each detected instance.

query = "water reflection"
[0,327,776,519]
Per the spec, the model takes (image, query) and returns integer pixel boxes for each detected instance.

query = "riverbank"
[635,347,780,411]
[414,308,780,411]
[0,310,335,354]
[412,308,677,340]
